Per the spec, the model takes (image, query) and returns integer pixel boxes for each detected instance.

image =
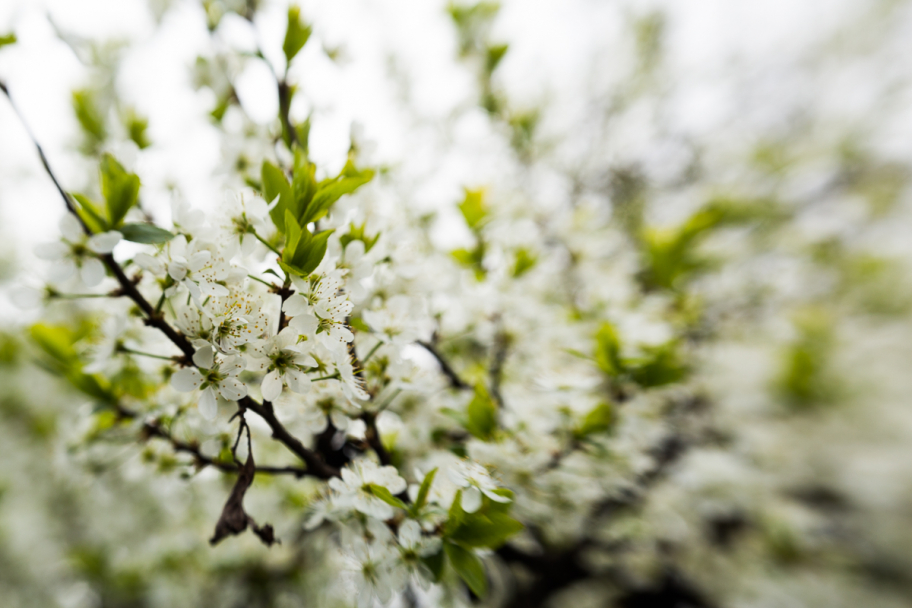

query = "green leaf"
[0,33,16,48]
[445,490,466,536]
[283,5,312,65]
[412,468,438,513]
[457,188,487,230]
[123,108,151,149]
[72,89,106,153]
[71,193,109,233]
[120,223,175,244]
[576,401,613,437]
[485,44,509,74]
[627,343,686,388]
[449,511,524,549]
[291,150,317,223]
[262,161,293,232]
[305,162,374,224]
[282,210,303,263]
[100,154,140,228]
[465,384,497,440]
[594,321,623,376]
[444,542,487,598]
[422,549,446,582]
[367,484,408,510]
[512,247,536,277]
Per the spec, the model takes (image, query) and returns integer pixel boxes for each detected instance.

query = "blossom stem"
[247,274,276,289]
[53,292,115,299]
[311,372,341,382]
[119,347,178,361]
[154,291,167,314]
[361,340,383,365]
[251,230,281,256]
[374,388,402,414]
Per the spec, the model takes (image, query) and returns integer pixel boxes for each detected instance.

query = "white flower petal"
[34,241,69,261]
[88,231,122,254]
[198,387,218,420]
[261,369,283,401]
[192,345,215,368]
[171,367,203,392]
[80,258,105,287]
[218,377,247,401]
[461,486,482,513]
[59,214,83,241]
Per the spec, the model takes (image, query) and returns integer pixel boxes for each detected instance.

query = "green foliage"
[448,2,501,57]
[262,161,293,232]
[484,43,509,75]
[0,33,16,48]
[340,221,381,253]
[458,188,488,230]
[441,489,522,597]
[367,484,408,510]
[100,154,141,228]
[464,384,497,440]
[283,6,313,65]
[575,402,613,438]
[411,468,438,514]
[72,89,107,154]
[511,247,537,277]
[123,108,151,149]
[264,152,374,236]
[593,321,686,388]
[445,490,522,549]
[444,541,487,597]
[639,198,774,292]
[279,210,333,277]
[775,312,837,410]
[594,322,623,376]
[74,155,141,231]
[30,323,117,407]
[119,223,174,244]
[507,109,539,159]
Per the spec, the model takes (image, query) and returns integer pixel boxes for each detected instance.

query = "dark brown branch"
[141,421,310,478]
[417,340,471,390]
[242,397,340,479]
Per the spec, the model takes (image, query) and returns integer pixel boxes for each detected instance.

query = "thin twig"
[417,340,471,390]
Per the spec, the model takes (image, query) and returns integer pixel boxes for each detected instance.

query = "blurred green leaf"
[444,541,487,597]
[120,223,174,244]
[283,6,312,65]
[100,154,140,228]
[465,385,497,440]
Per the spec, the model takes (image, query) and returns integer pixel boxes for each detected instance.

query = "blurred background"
[2,0,912,607]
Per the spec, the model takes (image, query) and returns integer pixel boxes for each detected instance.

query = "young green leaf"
[412,467,438,513]
[465,385,497,440]
[71,193,109,233]
[444,542,487,598]
[594,321,623,376]
[0,33,16,48]
[448,511,524,549]
[458,188,487,230]
[262,161,292,232]
[283,6,313,65]
[100,154,140,228]
[576,401,613,438]
[367,484,408,510]
[304,162,374,224]
[119,223,175,244]
[421,548,446,582]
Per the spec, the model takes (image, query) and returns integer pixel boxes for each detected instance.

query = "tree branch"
[3,80,335,481]
[417,340,471,390]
